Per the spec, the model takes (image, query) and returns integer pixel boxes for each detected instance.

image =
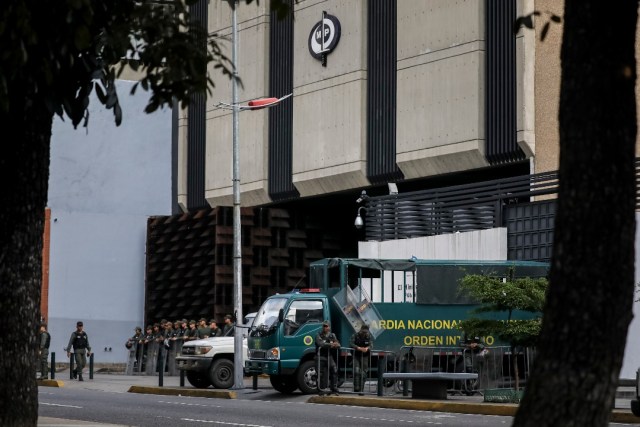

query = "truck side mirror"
[278,309,284,323]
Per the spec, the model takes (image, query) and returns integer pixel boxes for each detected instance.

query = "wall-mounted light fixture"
[354,206,367,229]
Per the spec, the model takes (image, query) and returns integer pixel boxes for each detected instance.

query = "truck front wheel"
[269,375,298,394]
[296,360,318,394]
[186,371,212,389]
[209,359,234,389]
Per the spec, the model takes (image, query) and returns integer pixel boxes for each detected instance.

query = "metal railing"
[363,171,559,241]
[391,345,535,396]
[362,159,640,241]
[315,345,536,397]
[125,340,183,377]
[316,347,396,395]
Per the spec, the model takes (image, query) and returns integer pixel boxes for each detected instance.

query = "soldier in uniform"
[197,318,211,339]
[163,321,174,349]
[39,323,51,380]
[222,314,235,337]
[461,334,485,372]
[315,320,340,395]
[171,320,182,341]
[140,325,154,370]
[125,326,143,371]
[185,320,198,340]
[152,323,164,345]
[65,321,91,381]
[142,325,154,344]
[350,323,373,394]
[126,326,143,349]
[165,320,174,335]
[178,319,188,340]
[209,319,223,337]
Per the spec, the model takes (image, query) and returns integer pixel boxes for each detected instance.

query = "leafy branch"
[514,10,562,41]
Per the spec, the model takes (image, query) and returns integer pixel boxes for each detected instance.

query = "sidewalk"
[38,373,640,425]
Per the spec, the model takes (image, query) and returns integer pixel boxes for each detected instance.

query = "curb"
[611,411,640,424]
[307,395,518,416]
[307,395,640,423]
[37,379,64,388]
[127,386,236,399]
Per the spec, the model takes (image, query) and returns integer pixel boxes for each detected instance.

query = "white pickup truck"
[175,313,255,389]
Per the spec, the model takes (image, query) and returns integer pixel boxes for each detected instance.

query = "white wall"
[47,80,172,364]
[358,228,507,260]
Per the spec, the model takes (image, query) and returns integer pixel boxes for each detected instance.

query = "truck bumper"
[175,356,209,372]
[245,360,280,375]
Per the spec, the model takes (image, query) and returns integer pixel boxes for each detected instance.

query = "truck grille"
[181,347,195,356]
[249,349,266,359]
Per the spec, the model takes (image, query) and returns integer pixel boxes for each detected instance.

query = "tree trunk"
[514,2,637,426]
[0,89,53,425]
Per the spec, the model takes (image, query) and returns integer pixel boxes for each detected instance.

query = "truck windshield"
[252,297,287,329]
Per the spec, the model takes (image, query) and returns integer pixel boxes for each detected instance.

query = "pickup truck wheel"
[186,371,211,389]
[209,359,234,389]
[296,360,318,394]
[269,375,298,394]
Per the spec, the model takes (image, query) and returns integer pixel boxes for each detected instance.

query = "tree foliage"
[0,1,291,425]
[0,0,292,128]
[458,271,548,348]
[1,0,221,127]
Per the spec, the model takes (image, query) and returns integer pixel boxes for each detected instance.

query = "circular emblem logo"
[308,15,341,60]
[303,335,313,346]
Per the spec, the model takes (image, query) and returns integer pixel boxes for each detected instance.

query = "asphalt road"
[38,385,514,427]
[36,374,639,427]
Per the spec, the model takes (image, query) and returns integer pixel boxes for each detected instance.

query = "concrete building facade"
[179,0,542,211]
[168,0,640,378]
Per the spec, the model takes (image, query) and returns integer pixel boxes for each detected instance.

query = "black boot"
[72,369,77,379]
[78,373,84,381]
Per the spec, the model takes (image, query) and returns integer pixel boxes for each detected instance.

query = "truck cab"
[245,289,328,393]
[245,258,398,394]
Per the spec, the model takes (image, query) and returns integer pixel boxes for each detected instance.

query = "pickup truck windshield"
[252,297,287,329]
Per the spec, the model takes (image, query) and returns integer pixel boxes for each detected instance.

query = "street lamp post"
[230,0,243,391]
[219,0,293,391]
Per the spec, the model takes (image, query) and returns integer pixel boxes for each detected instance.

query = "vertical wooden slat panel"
[485,0,524,164]
[186,0,208,210]
[268,1,298,201]
[367,0,403,184]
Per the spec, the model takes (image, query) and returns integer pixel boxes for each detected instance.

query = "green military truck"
[245,257,549,394]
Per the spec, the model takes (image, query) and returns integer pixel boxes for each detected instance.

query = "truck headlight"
[194,345,212,355]
[266,347,280,360]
